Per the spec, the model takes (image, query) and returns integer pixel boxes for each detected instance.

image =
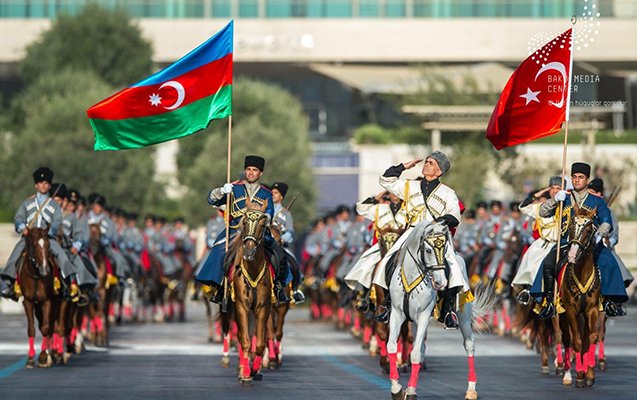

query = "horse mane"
[389,220,434,270]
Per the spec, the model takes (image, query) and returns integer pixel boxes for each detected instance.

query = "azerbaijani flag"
[87,21,233,151]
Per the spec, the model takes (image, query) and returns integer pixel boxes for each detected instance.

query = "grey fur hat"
[427,151,450,176]
[549,176,562,187]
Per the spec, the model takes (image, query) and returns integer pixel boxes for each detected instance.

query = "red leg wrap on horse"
[598,340,605,359]
[564,348,572,370]
[70,328,78,344]
[337,308,345,322]
[108,303,115,318]
[41,337,49,351]
[268,339,276,360]
[242,355,251,378]
[587,344,596,368]
[575,352,584,372]
[82,316,89,332]
[556,343,563,364]
[223,335,230,354]
[94,317,104,332]
[251,336,257,353]
[275,340,281,355]
[363,326,372,344]
[468,355,477,382]
[345,310,352,326]
[311,303,320,318]
[28,337,35,358]
[379,339,388,357]
[388,353,399,380]
[252,355,262,372]
[355,315,361,332]
[408,363,421,388]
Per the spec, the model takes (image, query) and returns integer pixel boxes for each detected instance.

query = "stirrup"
[292,290,305,304]
[538,302,555,320]
[374,305,390,324]
[617,303,628,316]
[443,311,459,330]
[516,289,531,306]
[356,297,371,313]
[604,301,619,317]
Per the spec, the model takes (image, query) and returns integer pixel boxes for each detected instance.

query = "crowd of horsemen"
[0,152,633,369]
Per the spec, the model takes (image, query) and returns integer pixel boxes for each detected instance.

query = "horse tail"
[519,303,555,344]
[469,281,498,331]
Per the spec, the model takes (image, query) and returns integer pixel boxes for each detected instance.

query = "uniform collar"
[35,192,49,204]
[420,178,440,198]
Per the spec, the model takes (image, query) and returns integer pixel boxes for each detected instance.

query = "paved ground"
[0,301,635,399]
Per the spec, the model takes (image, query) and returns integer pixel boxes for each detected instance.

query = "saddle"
[384,252,400,288]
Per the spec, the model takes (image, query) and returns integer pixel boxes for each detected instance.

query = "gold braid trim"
[239,259,268,289]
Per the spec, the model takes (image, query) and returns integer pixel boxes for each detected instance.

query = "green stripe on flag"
[91,84,232,151]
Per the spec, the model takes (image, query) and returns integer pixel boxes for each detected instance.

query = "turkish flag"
[486,29,572,150]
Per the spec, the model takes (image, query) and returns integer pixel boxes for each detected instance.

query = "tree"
[178,79,317,229]
[20,3,152,87]
[2,69,160,212]
[444,139,495,209]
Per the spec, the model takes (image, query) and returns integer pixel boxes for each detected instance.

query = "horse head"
[241,200,269,261]
[420,221,449,290]
[567,204,597,265]
[25,227,51,277]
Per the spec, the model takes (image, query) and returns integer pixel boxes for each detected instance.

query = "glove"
[221,183,234,194]
[554,190,568,202]
[281,231,293,244]
[594,234,602,244]
[597,222,611,238]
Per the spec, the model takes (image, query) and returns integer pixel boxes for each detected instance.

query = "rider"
[0,168,79,301]
[375,151,471,329]
[86,193,124,287]
[196,155,290,305]
[535,163,628,319]
[512,176,562,305]
[271,181,305,303]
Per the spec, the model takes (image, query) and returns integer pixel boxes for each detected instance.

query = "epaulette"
[589,192,604,198]
[260,185,272,193]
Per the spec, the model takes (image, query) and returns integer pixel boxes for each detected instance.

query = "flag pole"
[222,115,232,312]
[553,17,577,309]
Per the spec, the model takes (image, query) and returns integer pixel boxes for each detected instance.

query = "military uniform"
[1,170,76,284]
[318,207,351,276]
[61,190,98,287]
[345,197,408,290]
[86,196,127,280]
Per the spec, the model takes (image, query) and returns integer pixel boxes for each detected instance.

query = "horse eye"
[426,249,432,254]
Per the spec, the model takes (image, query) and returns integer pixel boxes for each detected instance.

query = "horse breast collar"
[239,258,268,289]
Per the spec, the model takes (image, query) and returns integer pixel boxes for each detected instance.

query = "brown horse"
[231,200,273,385]
[19,227,56,368]
[88,223,114,346]
[557,204,601,388]
[264,224,291,369]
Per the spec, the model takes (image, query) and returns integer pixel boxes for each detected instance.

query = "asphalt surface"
[1,301,636,400]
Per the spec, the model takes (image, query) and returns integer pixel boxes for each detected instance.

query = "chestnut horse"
[89,223,114,346]
[19,227,56,368]
[232,200,273,385]
[556,204,601,388]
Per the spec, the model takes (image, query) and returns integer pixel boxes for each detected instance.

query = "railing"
[1,0,636,19]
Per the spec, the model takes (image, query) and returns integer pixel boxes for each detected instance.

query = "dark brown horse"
[231,200,273,385]
[19,227,56,368]
[557,204,601,388]
[88,223,114,346]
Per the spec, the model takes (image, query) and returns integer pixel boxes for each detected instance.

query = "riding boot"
[356,288,371,313]
[203,283,223,304]
[374,290,391,323]
[0,278,16,300]
[538,265,556,320]
[292,289,305,304]
[439,287,459,329]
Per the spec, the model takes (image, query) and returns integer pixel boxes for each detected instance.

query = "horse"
[88,223,114,346]
[230,200,273,385]
[19,227,56,368]
[386,220,494,400]
[556,203,601,388]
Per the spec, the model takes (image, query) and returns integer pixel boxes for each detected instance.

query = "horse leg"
[376,321,390,374]
[275,304,288,366]
[251,305,270,381]
[265,307,277,369]
[220,306,233,368]
[38,300,53,368]
[387,300,406,400]
[564,310,585,387]
[405,311,432,399]
[584,307,600,387]
[459,305,478,400]
[539,320,550,375]
[23,299,36,368]
[598,315,607,371]
[235,304,252,385]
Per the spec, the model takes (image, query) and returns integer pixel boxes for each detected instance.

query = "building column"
[431,129,441,151]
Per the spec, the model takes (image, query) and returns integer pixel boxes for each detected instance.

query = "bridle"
[242,209,268,247]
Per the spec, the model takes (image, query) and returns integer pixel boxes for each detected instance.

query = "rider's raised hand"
[221,183,234,194]
[402,158,423,169]
[554,190,568,202]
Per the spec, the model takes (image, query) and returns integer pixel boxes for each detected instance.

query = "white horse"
[386,220,495,400]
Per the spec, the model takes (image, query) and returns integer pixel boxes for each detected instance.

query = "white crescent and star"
[520,61,568,109]
[148,80,186,110]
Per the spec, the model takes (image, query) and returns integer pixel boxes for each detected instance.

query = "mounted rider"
[344,191,409,315]
[86,193,125,286]
[271,181,305,303]
[0,167,79,301]
[373,151,471,329]
[534,162,629,319]
[196,155,291,304]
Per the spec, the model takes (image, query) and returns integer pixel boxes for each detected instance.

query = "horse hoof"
[541,366,550,375]
[240,377,253,386]
[465,389,478,400]
[268,360,278,370]
[26,357,35,369]
[251,371,263,381]
[63,352,72,365]
[585,378,595,387]
[220,356,230,368]
[598,359,606,371]
[555,366,565,376]
[391,388,405,400]
[38,354,52,368]
[406,395,417,400]
[575,379,585,388]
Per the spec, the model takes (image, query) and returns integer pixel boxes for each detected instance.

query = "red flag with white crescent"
[486,29,572,150]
